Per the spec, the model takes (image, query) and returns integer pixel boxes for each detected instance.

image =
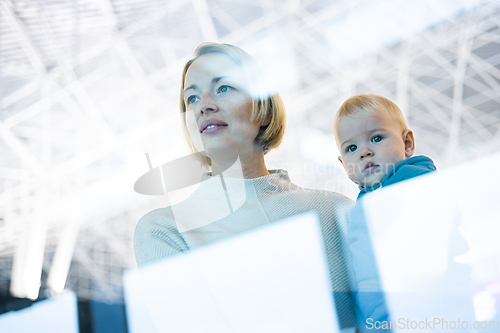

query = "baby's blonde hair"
[333,94,409,145]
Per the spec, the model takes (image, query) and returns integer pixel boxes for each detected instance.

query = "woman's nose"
[360,147,374,159]
[199,93,218,115]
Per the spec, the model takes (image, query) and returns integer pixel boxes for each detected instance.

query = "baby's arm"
[348,202,390,323]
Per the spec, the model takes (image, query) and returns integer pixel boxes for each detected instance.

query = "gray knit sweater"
[134,169,356,327]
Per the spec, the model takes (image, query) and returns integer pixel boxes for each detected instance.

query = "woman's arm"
[134,208,189,266]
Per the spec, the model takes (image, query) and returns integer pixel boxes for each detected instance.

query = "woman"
[134,42,356,328]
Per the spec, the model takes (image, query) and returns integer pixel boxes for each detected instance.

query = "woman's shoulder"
[302,187,354,205]
[285,185,354,234]
[266,170,354,203]
[299,188,354,226]
[286,182,354,208]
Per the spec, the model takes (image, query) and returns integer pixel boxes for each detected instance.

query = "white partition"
[0,291,78,333]
[361,152,500,332]
[124,212,339,333]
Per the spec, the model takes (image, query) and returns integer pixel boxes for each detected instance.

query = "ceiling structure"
[1,0,500,303]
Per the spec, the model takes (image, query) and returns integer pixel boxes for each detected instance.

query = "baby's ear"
[403,130,415,158]
[338,156,343,164]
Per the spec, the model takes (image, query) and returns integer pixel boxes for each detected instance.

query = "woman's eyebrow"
[184,76,230,92]
[213,76,230,83]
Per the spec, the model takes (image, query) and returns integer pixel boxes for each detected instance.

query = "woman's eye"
[347,145,357,153]
[218,85,230,93]
[187,96,197,104]
[372,135,382,143]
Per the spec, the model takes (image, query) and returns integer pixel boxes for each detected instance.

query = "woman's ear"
[403,129,415,158]
[262,112,272,127]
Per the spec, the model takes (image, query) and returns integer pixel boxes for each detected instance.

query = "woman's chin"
[205,146,239,163]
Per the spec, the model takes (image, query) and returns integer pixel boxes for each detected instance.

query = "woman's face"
[183,53,264,157]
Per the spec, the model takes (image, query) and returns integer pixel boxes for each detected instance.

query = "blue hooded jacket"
[349,155,437,325]
[357,155,437,200]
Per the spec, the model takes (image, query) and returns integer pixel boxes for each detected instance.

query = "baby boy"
[333,94,437,324]
[333,93,436,197]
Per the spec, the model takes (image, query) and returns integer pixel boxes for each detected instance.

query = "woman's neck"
[210,150,269,179]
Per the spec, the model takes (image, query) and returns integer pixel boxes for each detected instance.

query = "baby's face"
[337,109,413,188]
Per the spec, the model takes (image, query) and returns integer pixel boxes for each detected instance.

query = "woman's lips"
[202,124,227,134]
[200,119,228,134]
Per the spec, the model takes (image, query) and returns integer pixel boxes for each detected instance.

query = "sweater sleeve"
[134,208,190,266]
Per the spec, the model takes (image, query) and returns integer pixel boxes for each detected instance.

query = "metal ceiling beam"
[2,0,47,74]
[0,121,48,178]
[193,0,218,41]
[2,61,121,130]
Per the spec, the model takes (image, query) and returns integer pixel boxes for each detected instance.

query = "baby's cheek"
[343,161,355,173]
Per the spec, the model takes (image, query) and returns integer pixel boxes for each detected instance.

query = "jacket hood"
[357,155,437,200]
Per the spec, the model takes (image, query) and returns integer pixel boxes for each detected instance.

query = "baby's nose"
[360,147,374,158]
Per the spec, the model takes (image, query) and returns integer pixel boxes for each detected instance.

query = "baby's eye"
[346,145,357,153]
[372,135,382,143]
[217,85,231,93]
[187,95,198,105]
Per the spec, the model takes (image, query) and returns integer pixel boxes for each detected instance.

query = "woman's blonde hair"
[180,42,286,167]
[333,94,409,145]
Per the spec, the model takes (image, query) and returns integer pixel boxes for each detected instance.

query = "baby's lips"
[363,162,379,173]
[363,162,374,171]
